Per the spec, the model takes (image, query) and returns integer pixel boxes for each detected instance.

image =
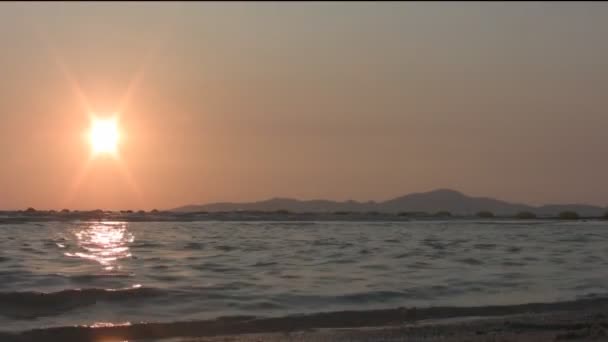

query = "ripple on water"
[67,273,134,282]
[190,262,241,273]
[280,274,300,280]
[473,243,497,250]
[423,241,446,250]
[239,300,283,310]
[151,264,170,270]
[42,241,56,248]
[457,258,484,266]
[215,245,235,252]
[361,264,389,271]
[185,242,205,250]
[132,242,164,249]
[252,261,277,267]
[149,274,182,282]
[550,257,566,265]
[0,286,161,319]
[2,220,608,332]
[582,255,604,263]
[408,261,432,269]
[502,260,526,267]
[393,251,419,259]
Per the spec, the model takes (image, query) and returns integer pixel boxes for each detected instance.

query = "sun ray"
[26,14,175,210]
[62,154,95,209]
[114,158,144,208]
[116,26,172,116]
[31,26,93,115]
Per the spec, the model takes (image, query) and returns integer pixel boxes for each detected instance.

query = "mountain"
[174,198,376,213]
[171,189,607,217]
[379,189,532,215]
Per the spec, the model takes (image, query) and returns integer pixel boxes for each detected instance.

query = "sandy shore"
[181,310,608,342]
[175,316,608,342]
[4,297,608,341]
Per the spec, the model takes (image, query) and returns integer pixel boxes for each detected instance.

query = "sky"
[1,2,608,210]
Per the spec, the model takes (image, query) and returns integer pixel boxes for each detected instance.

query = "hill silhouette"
[172,189,607,217]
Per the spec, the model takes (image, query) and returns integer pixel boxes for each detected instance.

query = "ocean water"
[1,219,607,333]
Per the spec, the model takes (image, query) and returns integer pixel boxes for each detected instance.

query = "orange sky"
[1,2,608,210]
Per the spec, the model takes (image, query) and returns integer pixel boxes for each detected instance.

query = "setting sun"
[89,116,119,156]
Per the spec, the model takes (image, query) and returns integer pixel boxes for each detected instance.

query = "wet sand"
[181,312,608,342]
[4,297,608,341]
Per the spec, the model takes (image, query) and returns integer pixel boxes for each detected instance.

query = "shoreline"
[4,296,608,342]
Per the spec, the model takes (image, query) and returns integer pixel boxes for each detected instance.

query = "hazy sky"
[1,2,608,210]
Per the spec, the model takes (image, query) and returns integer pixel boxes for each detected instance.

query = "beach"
[3,297,608,341]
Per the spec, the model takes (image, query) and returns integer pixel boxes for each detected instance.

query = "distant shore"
[1,209,607,224]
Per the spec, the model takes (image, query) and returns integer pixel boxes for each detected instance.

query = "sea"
[1,219,607,337]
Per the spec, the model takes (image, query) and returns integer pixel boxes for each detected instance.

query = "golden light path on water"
[64,221,134,271]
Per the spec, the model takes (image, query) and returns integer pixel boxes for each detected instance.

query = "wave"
[60,273,135,283]
[4,296,608,342]
[0,286,162,319]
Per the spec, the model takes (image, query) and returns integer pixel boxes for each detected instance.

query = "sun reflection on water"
[89,321,132,328]
[65,221,134,271]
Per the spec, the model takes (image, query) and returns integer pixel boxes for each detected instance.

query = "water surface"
[0,220,607,332]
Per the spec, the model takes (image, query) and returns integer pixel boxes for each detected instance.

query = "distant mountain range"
[171,189,608,217]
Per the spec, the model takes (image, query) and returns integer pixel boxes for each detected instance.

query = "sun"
[89,116,119,156]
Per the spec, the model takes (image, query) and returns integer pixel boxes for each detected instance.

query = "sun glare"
[89,116,119,156]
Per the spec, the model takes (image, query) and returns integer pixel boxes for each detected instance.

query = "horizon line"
[5,188,606,212]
